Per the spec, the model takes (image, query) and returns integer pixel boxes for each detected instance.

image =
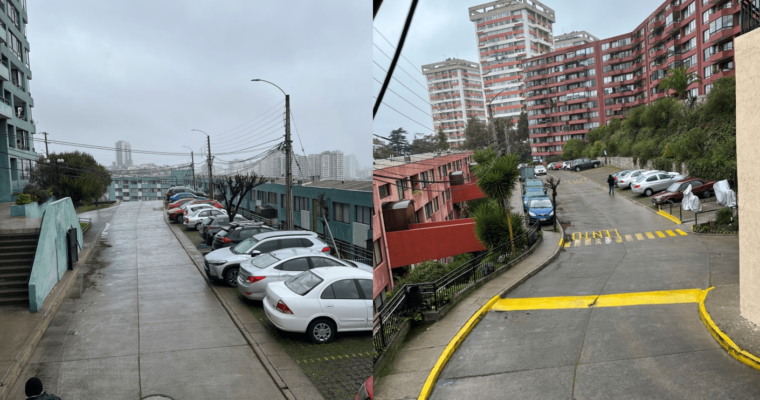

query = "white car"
[632,173,686,196]
[238,247,372,300]
[263,267,373,343]
[183,208,227,230]
[616,169,647,188]
[534,165,547,176]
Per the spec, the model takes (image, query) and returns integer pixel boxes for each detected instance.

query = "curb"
[416,224,564,400]
[163,214,306,400]
[657,209,682,224]
[0,215,111,400]
[698,287,760,371]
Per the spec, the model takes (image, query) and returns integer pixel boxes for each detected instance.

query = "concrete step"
[0,279,26,290]
[0,250,35,259]
[0,239,37,247]
[0,296,28,307]
[0,257,34,266]
[0,287,28,298]
[0,244,36,253]
[0,272,28,281]
[0,234,39,242]
[0,265,31,275]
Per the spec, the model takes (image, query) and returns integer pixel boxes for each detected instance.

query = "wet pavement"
[7,201,285,400]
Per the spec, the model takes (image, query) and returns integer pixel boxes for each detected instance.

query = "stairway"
[0,232,39,307]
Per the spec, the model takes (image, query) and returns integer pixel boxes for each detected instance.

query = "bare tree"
[544,175,561,231]
[213,173,268,220]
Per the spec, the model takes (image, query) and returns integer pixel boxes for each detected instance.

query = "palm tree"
[472,150,521,253]
[658,65,701,99]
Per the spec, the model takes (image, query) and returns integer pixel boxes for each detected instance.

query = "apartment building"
[469,0,555,122]
[421,58,486,148]
[115,140,133,168]
[555,30,599,49]
[110,169,193,202]
[523,0,743,161]
[0,0,37,202]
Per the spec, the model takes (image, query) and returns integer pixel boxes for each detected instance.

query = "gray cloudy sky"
[373,0,665,142]
[28,1,370,170]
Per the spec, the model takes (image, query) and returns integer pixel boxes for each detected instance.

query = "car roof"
[525,191,546,197]
[268,247,323,258]
[310,266,372,279]
[252,230,319,240]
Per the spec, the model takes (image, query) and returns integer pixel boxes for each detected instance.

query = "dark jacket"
[27,393,62,400]
[607,175,615,186]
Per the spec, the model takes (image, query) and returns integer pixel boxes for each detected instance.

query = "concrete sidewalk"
[4,201,287,399]
[0,203,118,400]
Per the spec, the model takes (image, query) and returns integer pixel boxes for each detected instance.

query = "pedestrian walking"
[607,174,615,196]
[25,377,61,400]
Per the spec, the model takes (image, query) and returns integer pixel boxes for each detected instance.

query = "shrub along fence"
[601,157,688,175]
[373,218,540,364]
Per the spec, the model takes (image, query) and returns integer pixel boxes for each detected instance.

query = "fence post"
[433,285,439,310]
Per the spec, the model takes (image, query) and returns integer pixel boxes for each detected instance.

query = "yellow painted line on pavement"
[676,229,688,236]
[574,240,581,247]
[656,231,666,238]
[699,287,760,371]
[492,289,706,312]
[635,233,644,241]
[418,295,500,400]
[666,230,676,237]
[645,232,655,239]
[625,235,633,242]
[559,238,564,247]
[564,242,571,248]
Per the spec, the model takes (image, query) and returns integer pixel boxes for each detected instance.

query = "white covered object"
[714,180,737,207]
[682,184,702,212]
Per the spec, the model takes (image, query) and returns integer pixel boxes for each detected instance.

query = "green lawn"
[76,203,115,213]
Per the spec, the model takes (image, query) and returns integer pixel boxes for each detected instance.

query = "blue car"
[169,192,205,201]
[522,191,549,211]
[527,197,554,225]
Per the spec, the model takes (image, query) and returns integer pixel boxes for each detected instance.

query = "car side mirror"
[250,250,261,257]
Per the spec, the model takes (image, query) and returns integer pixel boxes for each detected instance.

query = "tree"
[410,133,438,154]
[543,175,561,231]
[388,128,410,155]
[472,200,526,250]
[516,111,530,142]
[373,138,396,159]
[436,125,450,151]
[30,151,111,206]
[473,152,521,253]
[213,173,267,220]
[493,116,514,154]
[463,117,490,150]
[658,65,702,99]
[562,138,586,160]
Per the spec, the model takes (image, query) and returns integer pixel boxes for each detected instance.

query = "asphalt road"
[430,169,760,399]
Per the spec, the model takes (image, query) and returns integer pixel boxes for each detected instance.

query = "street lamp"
[191,129,213,197]
[181,145,196,191]
[251,78,293,230]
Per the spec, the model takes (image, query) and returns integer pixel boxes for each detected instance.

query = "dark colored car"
[200,214,250,244]
[519,166,536,182]
[651,178,716,205]
[569,158,601,171]
[165,186,191,201]
[211,222,276,250]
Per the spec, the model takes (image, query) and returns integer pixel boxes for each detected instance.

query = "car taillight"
[635,185,640,188]
[222,237,232,243]
[614,177,618,180]
[245,276,265,283]
[185,218,190,223]
[619,180,625,183]
[276,300,293,314]
[321,247,330,253]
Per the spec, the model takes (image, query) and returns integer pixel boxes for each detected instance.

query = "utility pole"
[42,131,49,159]
[190,151,196,191]
[285,94,293,230]
[207,136,213,198]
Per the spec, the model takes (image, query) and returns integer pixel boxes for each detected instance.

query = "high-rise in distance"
[115,140,133,168]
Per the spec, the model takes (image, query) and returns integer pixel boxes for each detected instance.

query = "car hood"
[529,207,553,214]
[652,191,676,199]
[205,246,246,263]
[167,207,183,213]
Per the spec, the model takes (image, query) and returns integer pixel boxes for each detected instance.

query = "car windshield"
[249,253,279,269]
[666,183,681,192]
[526,192,544,198]
[526,181,543,186]
[530,199,552,208]
[232,238,259,254]
[285,271,324,296]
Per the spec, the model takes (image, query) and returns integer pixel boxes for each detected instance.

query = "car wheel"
[593,163,599,168]
[575,167,581,172]
[195,223,202,231]
[223,266,239,287]
[645,188,653,196]
[308,318,336,344]
[702,190,711,199]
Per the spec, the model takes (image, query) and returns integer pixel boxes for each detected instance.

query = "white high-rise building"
[331,150,344,180]
[115,141,133,168]
[344,154,357,178]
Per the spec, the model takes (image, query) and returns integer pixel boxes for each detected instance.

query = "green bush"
[23,184,51,204]
[715,208,733,225]
[15,193,33,205]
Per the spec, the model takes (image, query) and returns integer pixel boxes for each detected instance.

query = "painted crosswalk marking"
[635,233,644,241]
[563,227,689,250]
[656,231,666,238]
[645,232,655,239]
[626,235,633,242]
[676,229,688,236]
[666,230,676,236]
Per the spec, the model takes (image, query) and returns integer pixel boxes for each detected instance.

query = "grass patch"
[79,222,91,233]
[76,203,114,213]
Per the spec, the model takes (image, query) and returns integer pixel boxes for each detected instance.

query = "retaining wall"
[601,157,688,175]
[10,196,57,218]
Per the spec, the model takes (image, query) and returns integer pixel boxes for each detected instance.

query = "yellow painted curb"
[698,287,760,371]
[492,289,705,311]
[657,209,682,224]
[417,295,500,400]
[559,238,564,247]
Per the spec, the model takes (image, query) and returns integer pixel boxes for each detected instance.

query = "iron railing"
[694,205,738,228]
[373,217,540,362]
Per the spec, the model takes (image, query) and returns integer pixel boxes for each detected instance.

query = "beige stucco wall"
[737,28,760,325]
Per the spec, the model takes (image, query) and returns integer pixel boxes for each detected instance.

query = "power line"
[373,97,433,131]
[373,61,430,105]
[212,100,285,139]
[373,26,427,85]
[373,43,428,92]
[374,77,432,117]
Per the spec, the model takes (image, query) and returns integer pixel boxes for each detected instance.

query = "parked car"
[183,208,228,230]
[611,170,631,182]
[562,161,573,170]
[203,231,329,286]
[519,166,536,182]
[262,267,373,343]
[169,192,206,202]
[171,203,218,222]
[211,222,277,250]
[168,197,197,209]
[569,158,601,171]
[616,169,647,188]
[523,191,550,211]
[534,165,547,176]
[165,186,192,201]
[527,197,554,225]
[237,248,372,301]
[357,376,373,400]
[651,178,716,205]
[200,214,250,244]
[523,178,545,194]
[167,202,215,222]
[632,173,686,196]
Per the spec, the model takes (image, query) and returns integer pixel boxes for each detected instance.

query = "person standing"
[607,174,615,196]
[24,377,61,400]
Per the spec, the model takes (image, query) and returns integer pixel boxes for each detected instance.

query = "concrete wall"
[600,157,688,175]
[736,28,760,325]
[28,197,83,312]
[10,196,57,218]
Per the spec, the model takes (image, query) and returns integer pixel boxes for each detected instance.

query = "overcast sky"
[373,0,665,143]
[28,1,370,170]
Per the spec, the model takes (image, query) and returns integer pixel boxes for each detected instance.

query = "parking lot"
[164,202,373,400]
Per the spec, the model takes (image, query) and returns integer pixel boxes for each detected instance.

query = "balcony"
[710,26,739,43]
[0,63,7,81]
[711,68,735,80]
[709,48,735,63]
[385,219,487,267]
[0,100,12,119]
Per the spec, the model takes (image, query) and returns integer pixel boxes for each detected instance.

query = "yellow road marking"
[606,229,611,237]
[616,236,623,243]
[492,289,706,312]
[592,231,604,239]
[614,229,621,239]
[585,239,592,246]
[635,233,644,240]
[676,229,688,236]
[656,231,666,238]
[564,242,571,248]
[666,230,676,237]
[645,232,655,239]
[625,235,633,242]
[559,238,564,247]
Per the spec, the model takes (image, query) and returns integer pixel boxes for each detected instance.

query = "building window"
[396,179,406,200]
[424,202,433,220]
[433,197,439,212]
[356,205,371,225]
[294,196,309,212]
[268,192,277,204]
[378,184,391,199]
[334,202,350,223]
[281,194,285,207]
[373,239,383,267]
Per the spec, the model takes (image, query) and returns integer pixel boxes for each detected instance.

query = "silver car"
[619,170,660,189]
[183,208,227,230]
[237,248,372,301]
[203,231,329,286]
[632,173,686,196]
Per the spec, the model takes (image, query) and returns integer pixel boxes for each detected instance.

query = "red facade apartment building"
[523,0,742,161]
[372,152,486,308]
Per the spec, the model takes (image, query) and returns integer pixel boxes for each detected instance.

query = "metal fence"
[694,205,738,228]
[373,218,540,362]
